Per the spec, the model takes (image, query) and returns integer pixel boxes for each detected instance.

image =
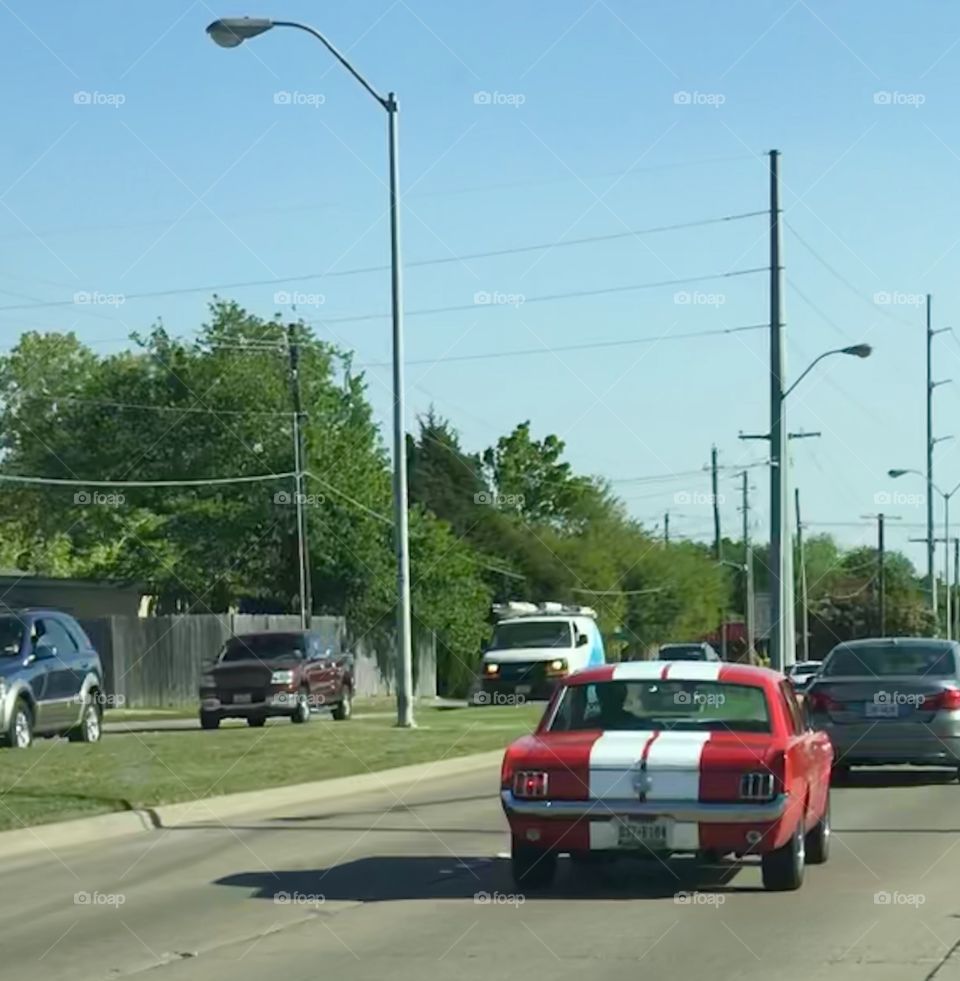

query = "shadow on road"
[833,768,957,789]
[216,854,760,902]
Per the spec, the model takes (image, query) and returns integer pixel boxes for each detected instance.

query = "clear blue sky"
[2,0,960,574]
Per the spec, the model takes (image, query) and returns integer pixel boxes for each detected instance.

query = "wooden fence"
[80,613,437,708]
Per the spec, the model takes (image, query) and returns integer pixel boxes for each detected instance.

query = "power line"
[0,214,765,314]
[784,222,915,328]
[787,279,856,342]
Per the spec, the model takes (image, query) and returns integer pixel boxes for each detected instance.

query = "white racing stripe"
[661,662,724,681]
[611,662,666,681]
[588,731,656,799]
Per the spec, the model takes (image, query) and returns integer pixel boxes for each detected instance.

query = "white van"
[476,602,606,703]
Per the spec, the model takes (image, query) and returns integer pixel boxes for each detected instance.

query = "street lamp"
[770,343,873,673]
[888,468,960,639]
[206,16,416,727]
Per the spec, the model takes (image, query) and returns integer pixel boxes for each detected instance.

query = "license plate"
[516,685,532,696]
[616,818,669,849]
[234,693,252,705]
[864,701,898,718]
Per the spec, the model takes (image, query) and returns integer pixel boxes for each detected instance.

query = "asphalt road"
[5,765,960,981]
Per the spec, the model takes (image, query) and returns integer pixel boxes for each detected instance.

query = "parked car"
[787,660,822,691]
[198,631,354,729]
[0,609,104,749]
[807,637,960,777]
[500,660,832,891]
[657,641,721,662]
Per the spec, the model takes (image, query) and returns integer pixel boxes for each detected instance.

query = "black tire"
[511,840,557,889]
[805,794,830,865]
[290,689,311,724]
[831,763,850,784]
[199,711,220,730]
[5,697,33,749]
[68,697,102,743]
[332,688,352,721]
[247,716,266,728]
[761,825,806,891]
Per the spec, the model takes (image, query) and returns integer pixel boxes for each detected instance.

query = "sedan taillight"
[807,690,842,713]
[739,771,776,801]
[922,688,960,711]
[513,771,549,798]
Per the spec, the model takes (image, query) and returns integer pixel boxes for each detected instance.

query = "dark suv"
[0,609,104,749]
[198,630,354,729]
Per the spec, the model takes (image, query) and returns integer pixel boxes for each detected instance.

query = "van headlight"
[270,670,295,685]
[546,659,567,675]
[484,662,499,675]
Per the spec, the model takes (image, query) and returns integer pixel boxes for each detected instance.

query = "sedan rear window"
[548,680,770,733]
[822,644,955,678]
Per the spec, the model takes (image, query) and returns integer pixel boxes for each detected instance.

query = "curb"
[0,749,503,862]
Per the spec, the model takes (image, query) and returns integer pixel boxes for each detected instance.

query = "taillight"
[808,690,842,713]
[922,688,960,711]
[739,771,776,801]
[513,770,549,798]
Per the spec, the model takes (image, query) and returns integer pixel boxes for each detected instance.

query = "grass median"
[0,703,542,832]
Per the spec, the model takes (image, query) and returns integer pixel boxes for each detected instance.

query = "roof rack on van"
[492,601,598,620]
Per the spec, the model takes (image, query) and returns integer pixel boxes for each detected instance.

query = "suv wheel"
[68,697,102,743]
[291,688,311,724]
[6,698,33,749]
[332,687,352,721]
[200,711,221,730]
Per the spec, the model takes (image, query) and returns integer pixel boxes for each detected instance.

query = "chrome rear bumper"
[501,790,789,823]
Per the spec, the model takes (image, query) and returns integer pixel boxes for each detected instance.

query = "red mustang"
[501,661,833,891]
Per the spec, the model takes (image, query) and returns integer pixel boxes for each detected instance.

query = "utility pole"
[865,513,902,635]
[740,470,755,659]
[711,445,722,561]
[663,511,670,547]
[955,538,959,641]
[795,487,810,662]
[927,294,936,621]
[768,150,790,672]
[287,324,312,628]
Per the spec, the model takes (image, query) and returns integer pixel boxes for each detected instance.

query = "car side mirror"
[577,634,589,647]
[31,639,57,661]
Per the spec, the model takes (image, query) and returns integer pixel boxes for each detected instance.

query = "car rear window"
[548,680,770,733]
[822,644,956,678]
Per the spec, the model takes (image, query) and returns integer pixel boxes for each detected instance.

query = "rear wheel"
[199,711,220,730]
[247,716,266,728]
[511,840,557,889]
[805,794,831,865]
[68,698,102,743]
[761,825,805,891]
[332,688,352,721]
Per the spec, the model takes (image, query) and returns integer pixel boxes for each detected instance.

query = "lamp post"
[768,343,873,672]
[889,468,960,639]
[207,16,415,727]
